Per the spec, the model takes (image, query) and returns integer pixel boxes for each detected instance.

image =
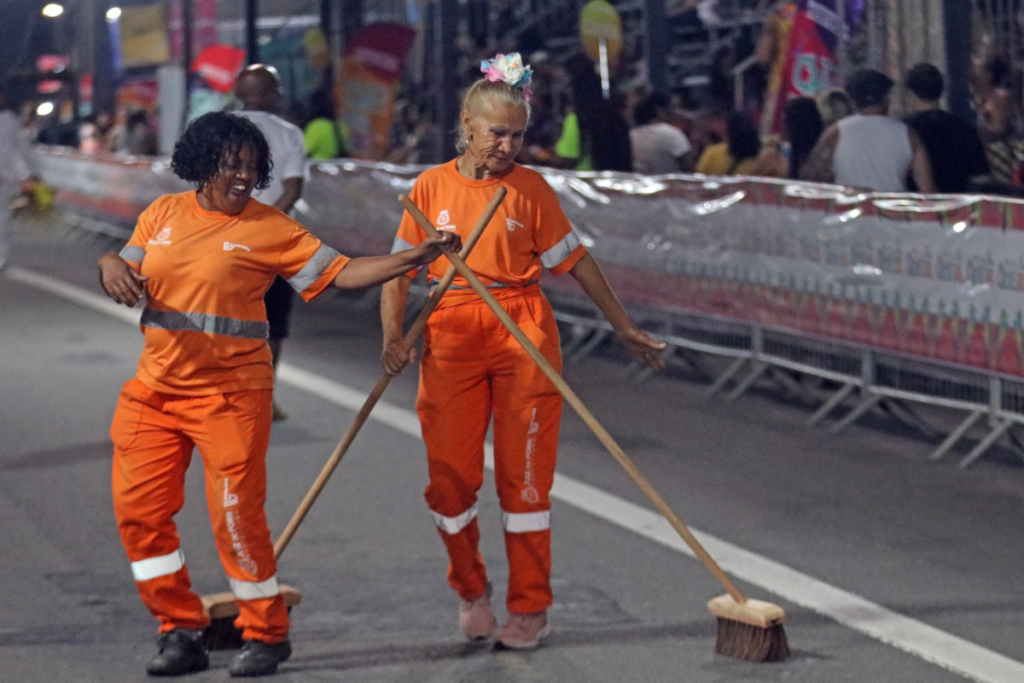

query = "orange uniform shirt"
[392,160,586,306]
[119,191,350,396]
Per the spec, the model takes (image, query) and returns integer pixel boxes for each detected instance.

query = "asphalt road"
[1,216,1023,682]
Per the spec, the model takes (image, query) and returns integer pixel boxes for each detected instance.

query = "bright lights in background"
[42,3,64,18]
[106,7,122,21]
[37,102,55,116]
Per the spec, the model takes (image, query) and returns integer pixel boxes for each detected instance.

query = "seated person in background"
[304,89,349,160]
[695,111,761,176]
[972,55,1017,184]
[125,110,159,156]
[630,91,694,174]
[903,63,989,193]
[767,97,825,179]
[553,53,633,172]
[801,69,935,193]
[816,87,855,128]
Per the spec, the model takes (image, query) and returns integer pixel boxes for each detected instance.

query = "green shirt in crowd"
[304,118,350,159]
[555,113,593,171]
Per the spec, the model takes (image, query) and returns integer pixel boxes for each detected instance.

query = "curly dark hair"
[171,112,273,191]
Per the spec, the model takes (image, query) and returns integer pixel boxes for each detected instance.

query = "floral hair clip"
[480,52,533,99]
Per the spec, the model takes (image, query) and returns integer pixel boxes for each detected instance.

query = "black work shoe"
[228,639,292,677]
[146,628,210,676]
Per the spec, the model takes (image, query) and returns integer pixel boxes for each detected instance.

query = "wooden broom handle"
[272,187,508,558]
[399,193,747,605]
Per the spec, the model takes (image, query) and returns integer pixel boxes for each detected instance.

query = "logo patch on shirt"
[223,241,251,252]
[148,227,172,246]
[506,218,524,232]
[436,209,456,233]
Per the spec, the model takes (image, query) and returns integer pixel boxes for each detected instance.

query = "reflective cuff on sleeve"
[391,236,416,254]
[131,548,185,582]
[430,503,478,535]
[502,510,551,533]
[119,245,146,266]
[540,230,582,270]
[288,244,343,293]
[230,575,280,601]
[392,236,423,275]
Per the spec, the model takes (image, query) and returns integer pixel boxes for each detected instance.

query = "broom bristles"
[203,617,246,650]
[714,617,790,662]
[707,593,789,662]
[199,584,302,650]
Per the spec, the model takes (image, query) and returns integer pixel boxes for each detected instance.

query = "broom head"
[707,594,789,662]
[200,584,302,650]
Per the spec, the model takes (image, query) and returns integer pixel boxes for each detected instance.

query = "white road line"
[10,265,1024,683]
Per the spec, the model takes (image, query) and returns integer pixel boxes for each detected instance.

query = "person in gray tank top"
[801,69,935,193]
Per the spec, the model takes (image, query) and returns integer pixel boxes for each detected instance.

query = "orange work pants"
[110,378,288,643]
[417,286,562,615]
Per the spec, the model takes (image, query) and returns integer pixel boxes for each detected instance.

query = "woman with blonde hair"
[816,87,855,127]
[381,53,664,650]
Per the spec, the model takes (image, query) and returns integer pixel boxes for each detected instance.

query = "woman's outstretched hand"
[617,325,667,370]
[98,253,149,307]
[412,232,463,266]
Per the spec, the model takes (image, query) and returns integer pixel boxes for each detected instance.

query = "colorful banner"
[118,4,171,68]
[117,79,159,111]
[762,0,850,134]
[336,23,417,160]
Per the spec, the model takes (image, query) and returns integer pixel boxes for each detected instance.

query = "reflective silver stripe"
[391,236,416,254]
[430,278,538,293]
[502,510,550,533]
[141,309,269,339]
[131,549,185,582]
[230,575,280,600]
[540,230,582,270]
[430,503,478,535]
[119,245,146,266]
[287,244,342,293]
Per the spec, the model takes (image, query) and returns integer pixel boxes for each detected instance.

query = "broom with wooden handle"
[200,187,508,649]
[399,194,789,663]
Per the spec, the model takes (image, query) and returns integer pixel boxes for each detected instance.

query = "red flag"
[191,45,247,94]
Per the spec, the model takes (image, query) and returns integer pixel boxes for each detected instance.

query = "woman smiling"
[97,112,459,677]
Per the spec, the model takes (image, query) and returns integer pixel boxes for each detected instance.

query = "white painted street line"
[10,266,1024,683]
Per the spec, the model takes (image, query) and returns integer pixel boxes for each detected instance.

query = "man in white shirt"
[234,65,309,420]
[630,91,693,174]
[0,87,39,270]
[801,69,935,193]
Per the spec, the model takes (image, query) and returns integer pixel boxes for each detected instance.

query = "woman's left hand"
[412,232,463,266]
[617,326,667,370]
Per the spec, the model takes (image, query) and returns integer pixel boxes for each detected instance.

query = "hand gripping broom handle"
[399,194,747,605]
[272,187,508,558]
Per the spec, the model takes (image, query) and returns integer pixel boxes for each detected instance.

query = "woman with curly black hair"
[97,111,459,678]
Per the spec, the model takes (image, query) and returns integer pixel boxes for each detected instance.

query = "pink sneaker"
[459,583,496,640]
[496,611,551,650]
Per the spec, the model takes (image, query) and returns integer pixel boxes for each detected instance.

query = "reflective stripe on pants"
[111,378,288,641]
[417,287,561,614]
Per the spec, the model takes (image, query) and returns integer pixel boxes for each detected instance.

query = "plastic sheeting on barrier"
[36,147,1024,378]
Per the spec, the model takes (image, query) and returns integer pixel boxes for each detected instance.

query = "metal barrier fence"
[35,148,1024,469]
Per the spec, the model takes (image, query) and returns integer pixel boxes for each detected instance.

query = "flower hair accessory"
[480,52,533,99]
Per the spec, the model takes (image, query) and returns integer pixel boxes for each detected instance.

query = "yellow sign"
[579,0,622,65]
[119,4,171,68]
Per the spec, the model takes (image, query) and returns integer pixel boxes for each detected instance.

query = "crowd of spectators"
[19,36,1023,201]
[499,52,1005,199]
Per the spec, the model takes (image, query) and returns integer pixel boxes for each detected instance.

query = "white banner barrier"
[37,148,1024,381]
